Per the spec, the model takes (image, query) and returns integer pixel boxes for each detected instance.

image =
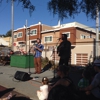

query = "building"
[0,37,9,46]
[13,21,98,66]
[3,37,12,47]
[13,22,53,53]
[0,37,11,55]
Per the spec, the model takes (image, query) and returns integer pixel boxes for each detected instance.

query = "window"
[18,32,22,38]
[18,42,25,44]
[80,34,86,39]
[14,35,17,38]
[30,29,37,35]
[31,40,36,44]
[62,32,70,38]
[90,34,92,38]
[45,36,53,42]
[86,35,90,38]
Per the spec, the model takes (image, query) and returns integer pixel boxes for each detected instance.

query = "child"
[37,77,49,100]
[78,69,90,88]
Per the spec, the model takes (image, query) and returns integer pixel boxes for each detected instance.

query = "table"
[10,55,34,68]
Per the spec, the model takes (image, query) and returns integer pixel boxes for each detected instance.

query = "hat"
[93,59,100,66]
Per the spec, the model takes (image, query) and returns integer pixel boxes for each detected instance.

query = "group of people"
[35,34,73,100]
[36,59,100,100]
[37,65,74,100]
[33,35,100,100]
[33,34,71,74]
[0,34,70,100]
[78,59,100,100]
[0,50,14,66]
[1,34,99,100]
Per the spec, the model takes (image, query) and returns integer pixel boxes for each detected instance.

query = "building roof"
[13,21,96,34]
[42,22,96,33]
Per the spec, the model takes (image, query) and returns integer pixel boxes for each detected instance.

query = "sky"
[0,0,97,35]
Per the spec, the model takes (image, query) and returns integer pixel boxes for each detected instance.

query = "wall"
[42,24,54,31]
[71,38,94,65]
[60,27,76,45]
[76,29,96,39]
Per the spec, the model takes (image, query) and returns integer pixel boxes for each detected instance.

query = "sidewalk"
[0,65,54,100]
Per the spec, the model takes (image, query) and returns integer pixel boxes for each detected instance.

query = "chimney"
[58,20,61,26]
[38,21,41,24]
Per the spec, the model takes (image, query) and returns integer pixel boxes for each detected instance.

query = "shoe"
[32,78,37,80]
[32,76,39,80]
[37,72,41,74]
[41,69,44,73]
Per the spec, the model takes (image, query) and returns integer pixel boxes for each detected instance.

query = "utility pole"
[26,20,28,53]
[96,3,99,57]
[11,0,14,50]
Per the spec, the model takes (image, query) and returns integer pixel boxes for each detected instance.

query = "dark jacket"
[57,40,71,58]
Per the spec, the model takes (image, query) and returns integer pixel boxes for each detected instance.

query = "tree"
[6,30,11,37]
[0,34,6,37]
[0,0,35,15]
[48,0,100,20]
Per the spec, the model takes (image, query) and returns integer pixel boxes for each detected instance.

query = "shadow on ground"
[0,86,32,100]
[0,87,15,97]
[10,96,32,100]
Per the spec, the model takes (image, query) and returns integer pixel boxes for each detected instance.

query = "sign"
[13,43,16,46]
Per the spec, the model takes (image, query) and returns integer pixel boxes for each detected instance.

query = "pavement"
[0,64,83,100]
[0,65,54,100]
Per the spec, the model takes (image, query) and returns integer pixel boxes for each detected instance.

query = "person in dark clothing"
[9,50,14,55]
[57,34,71,66]
[80,59,100,100]
[41,61,52,73]
[50,34,71,82]
[3,54,10,66]
[2,50,14,66]
[48,85,80,100]
[49,65,75,91]
[48,65,80,100]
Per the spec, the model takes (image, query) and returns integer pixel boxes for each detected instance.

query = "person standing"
[57,34,71,66]
[33,38,44,74]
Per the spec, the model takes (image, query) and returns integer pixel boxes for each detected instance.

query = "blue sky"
[0,0,96,35]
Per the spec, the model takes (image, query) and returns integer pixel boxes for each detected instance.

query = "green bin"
[10,55,34,68]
